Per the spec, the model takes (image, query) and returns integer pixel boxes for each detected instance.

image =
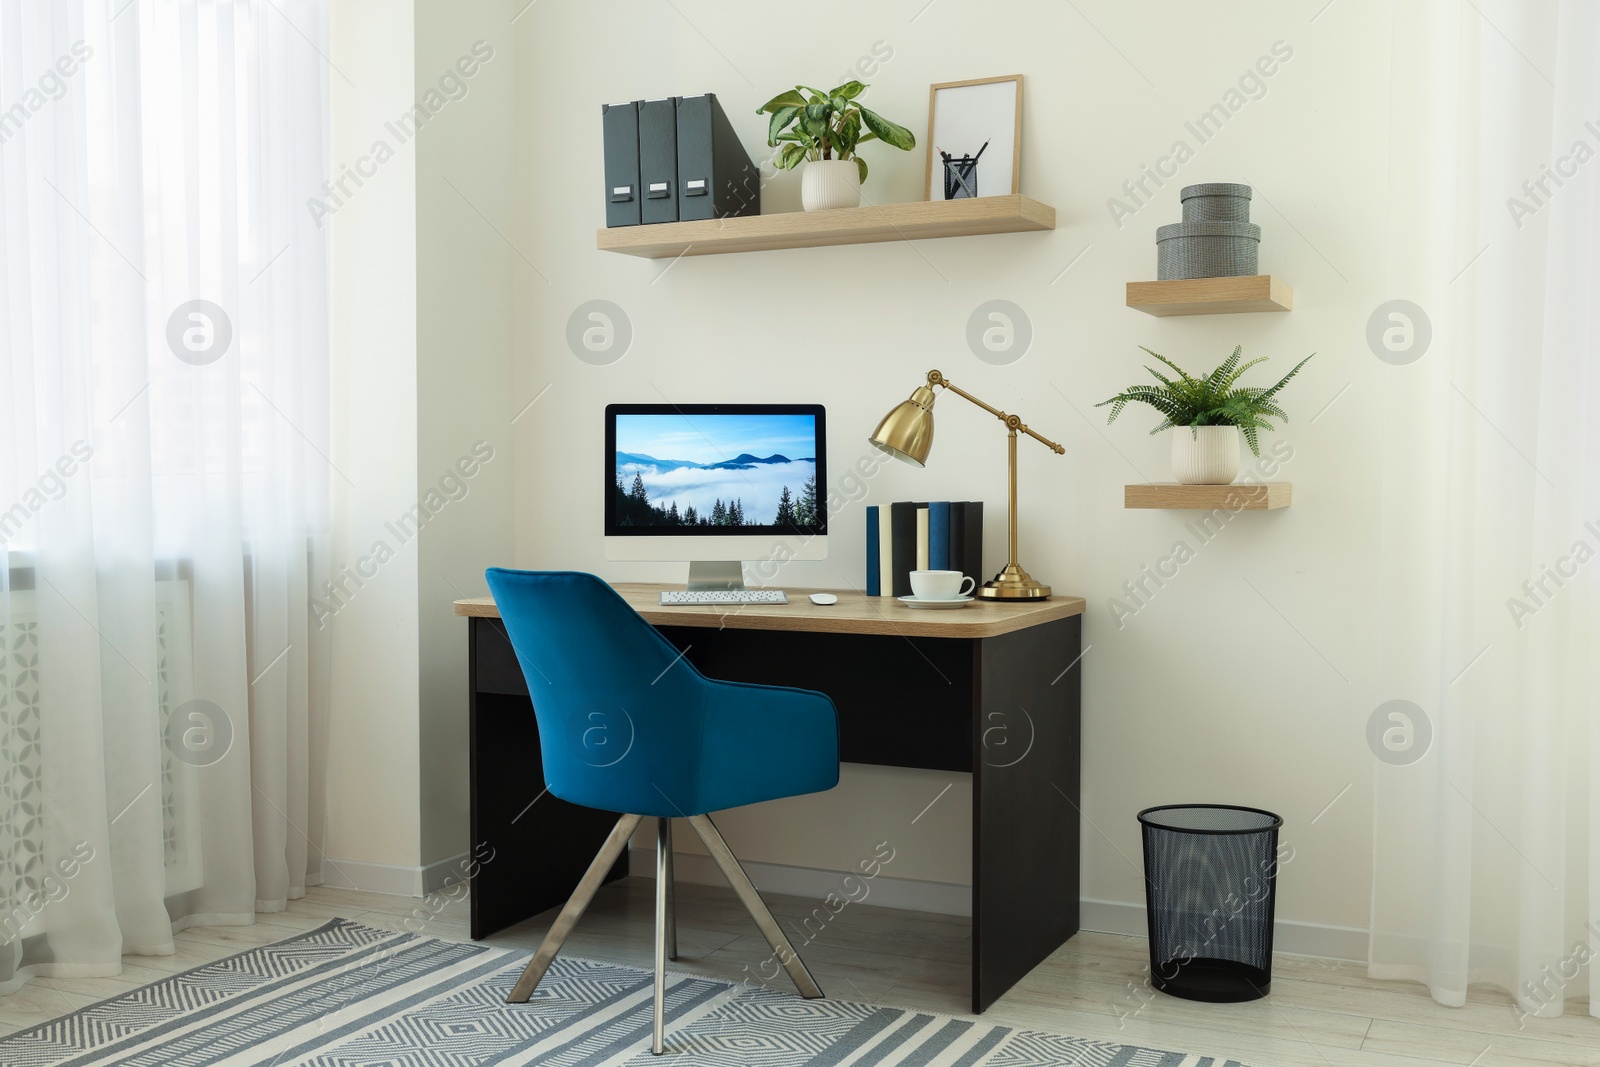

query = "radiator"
[0,580,202,940]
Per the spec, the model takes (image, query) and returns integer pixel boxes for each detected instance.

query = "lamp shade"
[868,386,937,467]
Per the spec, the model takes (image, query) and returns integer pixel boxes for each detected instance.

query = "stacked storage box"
[1156,183,1259,279]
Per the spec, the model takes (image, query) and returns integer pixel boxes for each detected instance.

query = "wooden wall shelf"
[596,194,1055,259]
[1125,483,1292,510]
[1126,275,1293,317]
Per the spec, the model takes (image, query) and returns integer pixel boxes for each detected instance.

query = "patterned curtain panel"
[0,1,331,994]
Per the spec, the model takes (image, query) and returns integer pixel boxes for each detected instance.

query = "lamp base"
[978,563,1052,601]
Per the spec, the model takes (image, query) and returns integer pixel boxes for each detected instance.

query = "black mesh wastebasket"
[1137,804,1283,1002]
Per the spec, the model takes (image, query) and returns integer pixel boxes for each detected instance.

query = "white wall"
[326,0,421,878]
[325,0,516,892]
[512,0,1392,943]
[414,0,518,880]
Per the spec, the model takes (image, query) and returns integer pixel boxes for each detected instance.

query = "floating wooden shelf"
[1125,275,1293,316]
[596,194,1055,259]
[1125,483,1292,510]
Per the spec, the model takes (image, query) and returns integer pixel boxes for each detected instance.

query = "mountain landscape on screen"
[611,411,823,529]
[613,451,819,528]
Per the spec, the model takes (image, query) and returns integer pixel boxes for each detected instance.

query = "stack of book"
[865,502,985,598]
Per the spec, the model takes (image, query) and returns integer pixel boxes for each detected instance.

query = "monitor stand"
[685,560,745,591]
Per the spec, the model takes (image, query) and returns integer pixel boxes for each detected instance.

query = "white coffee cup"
[909,570,977,600]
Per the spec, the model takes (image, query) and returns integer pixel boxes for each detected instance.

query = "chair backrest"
[483,569,708,816]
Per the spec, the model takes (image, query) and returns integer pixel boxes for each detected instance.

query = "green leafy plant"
[756,81,916,184]
[1097,346,1314,456]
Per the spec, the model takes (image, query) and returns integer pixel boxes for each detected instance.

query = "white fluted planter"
[801,159,861,211]
[1171,426,1241,484]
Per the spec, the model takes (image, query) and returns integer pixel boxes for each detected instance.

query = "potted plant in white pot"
[757,81,916,211]
[1098,346,1313,484]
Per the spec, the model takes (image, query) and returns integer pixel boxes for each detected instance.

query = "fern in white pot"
[1098,346,1313,484]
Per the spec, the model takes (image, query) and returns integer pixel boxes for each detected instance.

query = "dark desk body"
[455,583,1085,1013]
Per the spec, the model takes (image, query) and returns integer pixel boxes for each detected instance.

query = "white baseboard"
[630,847,972,917]
[422,852,471,895]
[320,851,471,899]
[1079,898,1368,962]
[320,848,1369,963]
[630,850,1368,962]
[320,858,421,896]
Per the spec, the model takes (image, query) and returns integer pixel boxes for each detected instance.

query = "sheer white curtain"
[0,0,329,993]
[1373,0,1600,1021]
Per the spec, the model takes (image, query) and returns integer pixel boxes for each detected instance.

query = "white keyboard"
[658,589,789,606]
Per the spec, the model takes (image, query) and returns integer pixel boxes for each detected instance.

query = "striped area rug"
[0,918,1250,1066]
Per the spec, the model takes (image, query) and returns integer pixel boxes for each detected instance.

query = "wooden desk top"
[454,582,1085,639]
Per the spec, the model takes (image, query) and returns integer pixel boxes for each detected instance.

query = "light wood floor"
[1,879,1594,1066]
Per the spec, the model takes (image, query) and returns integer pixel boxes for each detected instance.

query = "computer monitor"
[605,403,827,589]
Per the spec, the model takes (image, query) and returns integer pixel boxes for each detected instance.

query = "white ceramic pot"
[801,159,861,211]
[1171,425,1241,484]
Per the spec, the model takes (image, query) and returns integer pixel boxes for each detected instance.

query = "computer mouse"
[808,593,838,606]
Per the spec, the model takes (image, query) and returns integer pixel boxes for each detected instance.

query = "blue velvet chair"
[483,568,840,1054]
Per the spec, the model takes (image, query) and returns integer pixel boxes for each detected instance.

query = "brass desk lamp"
[869,370,1065,601]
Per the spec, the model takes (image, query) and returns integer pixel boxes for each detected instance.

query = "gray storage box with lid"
[1155,183,1260,279]
[1180,182,1252,223]
[1157,221,1261,279]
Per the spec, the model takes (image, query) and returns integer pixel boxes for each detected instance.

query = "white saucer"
[898,595,974,609]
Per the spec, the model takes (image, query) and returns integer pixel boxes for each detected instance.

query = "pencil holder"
[942,156,979,199]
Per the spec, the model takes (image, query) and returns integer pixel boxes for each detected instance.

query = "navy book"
[928,501,951,571]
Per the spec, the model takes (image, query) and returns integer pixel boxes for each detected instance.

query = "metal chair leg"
[507,813,642,1004]
[686,814,823,999]
[659,817,678,961]
[653,820,669,1055]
